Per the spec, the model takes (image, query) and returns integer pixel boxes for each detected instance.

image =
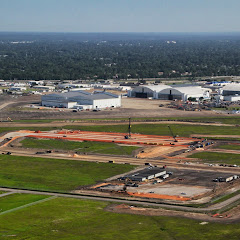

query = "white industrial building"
[161,86,211,101]
[41,91,121,109]
[221,83,240,101]
[128,85,211,101]
[34,85,55,92]
[128,85,172,98]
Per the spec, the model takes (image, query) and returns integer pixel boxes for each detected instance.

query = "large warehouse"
[221,83,240,101]
[128,85,211,101]
[222,83,240,96]
[41,91,121,109]
[158,85,211,101]
[128,85,171,98]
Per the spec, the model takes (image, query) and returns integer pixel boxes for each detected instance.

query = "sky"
[0,0,240,33]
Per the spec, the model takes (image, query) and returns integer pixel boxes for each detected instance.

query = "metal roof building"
[161,86,211,101]
[128,85,172,98]
[120,167,167,182]
[128,84,211,101]
[222,83,240,96]
[41,90,121,109]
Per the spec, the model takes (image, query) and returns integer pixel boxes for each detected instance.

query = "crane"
[124,117,131,139]
[168,125,178,142]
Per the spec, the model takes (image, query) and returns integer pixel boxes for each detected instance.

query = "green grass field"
[64,123,240,137]
[0,193,49,213]
[0,155,134,192]
[21,138,139,156]
[205,137,240,141]
[188,152,240,165]
[0,197,240,240]
[214,144,240,150]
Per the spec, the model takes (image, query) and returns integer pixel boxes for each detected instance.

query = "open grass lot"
[0,197,240,240]
[214,144,240,150]
[188,152,240,165]
[165,116,240,124]
[206,137,240,141]
[21,138,139,156]
[64,124,240,137]
[0,155,134,192]
[0,193,49,213]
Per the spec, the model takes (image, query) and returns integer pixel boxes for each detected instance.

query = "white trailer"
[162,174,170,179]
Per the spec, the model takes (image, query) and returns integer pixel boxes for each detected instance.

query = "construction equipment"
[7,117,13,122]
[124,117,131,139]
[168,125,178,142]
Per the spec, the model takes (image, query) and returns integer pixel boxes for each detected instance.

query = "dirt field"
[25,130,195,147]
[0,96,221,120]
[106,204,240,223]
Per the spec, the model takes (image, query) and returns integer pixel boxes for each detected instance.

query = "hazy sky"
[1,0,240,32]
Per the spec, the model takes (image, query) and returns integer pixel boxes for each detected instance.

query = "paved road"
[0,101,15,110]
[0,187,239,213]
[0,191,15,198]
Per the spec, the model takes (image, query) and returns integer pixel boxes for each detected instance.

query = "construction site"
[1,122,240,205]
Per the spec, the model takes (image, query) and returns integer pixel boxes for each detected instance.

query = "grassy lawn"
[188,152,240,165]
[0,191,6,195]
[0,155,134,192]
[214,144,240,150]
[0,193,49,213]
[206,137,240,141]
[21,138,139,156]
[64,124,240,137]
[155,116,240,124]
[0,197,240,240]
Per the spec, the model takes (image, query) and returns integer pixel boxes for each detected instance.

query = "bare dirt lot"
[25,130,195,147]
[106,204,240,223]
[0,96,221,120]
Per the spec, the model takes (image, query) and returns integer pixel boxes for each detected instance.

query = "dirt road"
[0,120,236,128]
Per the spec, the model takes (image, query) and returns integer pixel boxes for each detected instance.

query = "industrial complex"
[0,77,240,224]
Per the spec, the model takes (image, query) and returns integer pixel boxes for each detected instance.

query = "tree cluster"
[1,33,240,80]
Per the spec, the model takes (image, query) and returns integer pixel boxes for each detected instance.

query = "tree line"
[1,34,240,80]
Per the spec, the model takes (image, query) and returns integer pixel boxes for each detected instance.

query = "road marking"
[0,196,56,216]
